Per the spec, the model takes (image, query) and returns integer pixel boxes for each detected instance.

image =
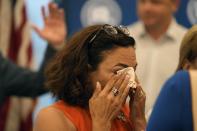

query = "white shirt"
[127,19,187,119]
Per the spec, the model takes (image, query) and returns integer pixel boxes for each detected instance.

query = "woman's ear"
[88,64,93,71]
[182,59,192,70]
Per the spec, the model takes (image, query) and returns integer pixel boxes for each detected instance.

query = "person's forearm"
[130,103,147,131]
[133,118,146,131]
[4,45,56,97]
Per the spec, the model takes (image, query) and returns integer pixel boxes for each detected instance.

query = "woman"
[147,70,196,131]
[147,25,197,131]
[33,24,146,131]
[176,25,197,71]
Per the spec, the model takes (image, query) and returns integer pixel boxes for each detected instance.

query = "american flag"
[0,0,36,130]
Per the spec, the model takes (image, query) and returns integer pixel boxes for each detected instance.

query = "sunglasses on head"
[88,24,130,45]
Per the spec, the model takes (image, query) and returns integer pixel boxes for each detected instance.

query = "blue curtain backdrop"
[175,0,193,28]
[56,0,195,37]
[56,0,137,36]
[56,0,197,35]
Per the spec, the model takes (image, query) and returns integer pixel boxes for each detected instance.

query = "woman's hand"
[129,75,146,131]
[89,73,131,131]
[32,3,67,50]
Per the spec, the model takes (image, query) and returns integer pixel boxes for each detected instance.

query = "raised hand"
[32,3,67,49]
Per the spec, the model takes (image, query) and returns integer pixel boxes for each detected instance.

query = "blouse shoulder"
[163,71,190,92]
[33,105,76,131]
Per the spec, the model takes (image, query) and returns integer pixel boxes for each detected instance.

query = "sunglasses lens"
[104,25,118,35]
[118,25,130,35]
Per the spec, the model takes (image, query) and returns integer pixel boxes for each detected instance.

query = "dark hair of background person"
[176,25,197,71]
[44,24,135,108]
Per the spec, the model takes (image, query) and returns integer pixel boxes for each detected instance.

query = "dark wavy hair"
[45,24,135,108]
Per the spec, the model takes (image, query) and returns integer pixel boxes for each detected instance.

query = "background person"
[147,25,197,131]
[127,0,187,119]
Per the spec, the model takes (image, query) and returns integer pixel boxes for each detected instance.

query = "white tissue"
[117,67,137,89]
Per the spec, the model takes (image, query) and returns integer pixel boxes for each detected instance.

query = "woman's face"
[90,46,137,88]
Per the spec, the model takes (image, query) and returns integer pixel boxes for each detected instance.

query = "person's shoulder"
[33,106,76,131]
[127,21,142,31]
[163,71,189,92]
[155,71,190,107]
[127,21,143,37]
[174,22,188,35]
[170,70,189,82]
[36,106,64,118]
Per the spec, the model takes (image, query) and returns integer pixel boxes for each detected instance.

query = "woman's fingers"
[117,74,130,94]
[135,84,146,100]
[92,71,132,105]
[100,75,118,95]
[113,74,130,103]
[113,73,126,90]
[92,81,102,98]
[104,72,126,97]
[119,75,131,101]
[89,73,132,124]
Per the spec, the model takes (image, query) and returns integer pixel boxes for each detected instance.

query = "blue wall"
[57,0,195,36]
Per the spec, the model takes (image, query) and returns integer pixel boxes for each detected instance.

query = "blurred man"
[127,0,187,119]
